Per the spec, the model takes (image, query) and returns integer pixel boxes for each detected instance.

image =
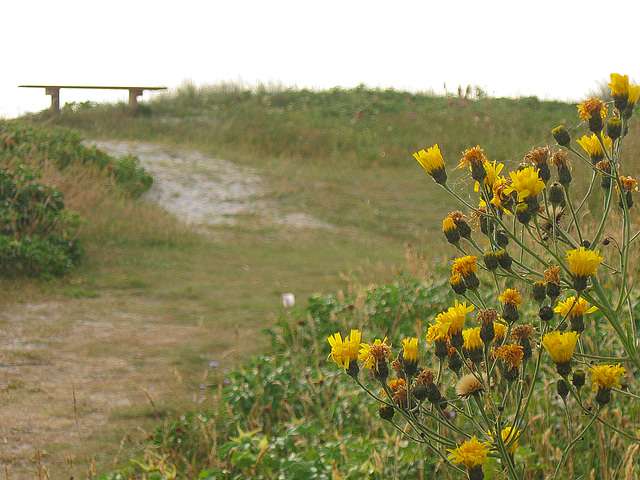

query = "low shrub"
[0,163,81,276]
[0,120,153,198]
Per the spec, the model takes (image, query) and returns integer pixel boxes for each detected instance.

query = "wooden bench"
[19,85,168,114]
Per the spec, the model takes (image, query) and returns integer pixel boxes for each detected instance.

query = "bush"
[0,162,82,276]
[0,120,153,198]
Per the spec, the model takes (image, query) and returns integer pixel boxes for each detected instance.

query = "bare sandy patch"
[88,140,334,230]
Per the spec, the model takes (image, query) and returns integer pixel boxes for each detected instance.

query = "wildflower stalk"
[562,187,584,246]
[552,406,603,480]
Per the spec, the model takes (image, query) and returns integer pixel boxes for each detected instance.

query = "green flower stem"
[614,173,634,325]
[448,401,490,436]
[511,342,544,439]
[488,205,550,270]
[417,402,469,439]
[572,170,599,220]
[442,183,480,214]
[472,289,487,309]
[525,222,570,274]
[466,236,486,256]
[586,277,640,369]
[591,169,615,247]
[573,352,631,362]
[552,405,603,480]
[567,382,639,442]
[388,419,427,444]
[352,376,393,405]
[562,187,584,246]
[597,131,614,163]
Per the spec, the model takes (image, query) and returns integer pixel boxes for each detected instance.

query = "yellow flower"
[504,166,546,201]
[590,363,626,391]
[609,73,631,99]
[576,134,611,159]
[629,85,640,107]
[499,288,523,307]
[401,338,419,363]
[414,145,447,184]
[447,436,491,469]
[438,300,475,336]
[452,255,478,276]
[328,329,361,369]
[578,97,608,120]
[493,322,508,343]
[494,344,524,370]
[566,247,603,277]
[489,176,514,212]
[554,296,598,318]
[443,217,456,232]
[358,337,391,369]
[425,321,450,343]
[488,426,521,455]
[541,331,579,364]
[462,327,483,350]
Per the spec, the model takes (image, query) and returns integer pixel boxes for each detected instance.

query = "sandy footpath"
[88,140,333,229]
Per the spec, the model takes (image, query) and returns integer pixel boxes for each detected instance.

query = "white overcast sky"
[2,0,639,117]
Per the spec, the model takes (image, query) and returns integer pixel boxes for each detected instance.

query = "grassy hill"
[6,83,640,479]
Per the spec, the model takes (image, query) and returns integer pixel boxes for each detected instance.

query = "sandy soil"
[89,140,333,229]
[0,142,331,479]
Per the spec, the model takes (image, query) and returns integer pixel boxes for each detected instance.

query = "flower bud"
[425,382,443,405]
[535,162,551,184]
[454,217,472,239]
[450,274,467,295]
[549,182,565,207]
[483,251,499,271]
[471,160,487,183]
[557,379,569,400]
[588,114,604,134]
[463,272,480,291]
[539,305,554,322]
[434,338,449,360]
[413,384,427,401]
[515,203,531,224]
[448,349,463,376]
[379,404,395,421]
[595,386,612,406]
[502,303,519,324]
[607,118,622,140]
[443,217,460,244]
[496,249,512,270]
[572,370,586,389]
[480,320,495,344]
[558,164,572,186]
[546,282,561,301]
[532,281,546,302]
[552,125,571,147]
[495,229,509,247]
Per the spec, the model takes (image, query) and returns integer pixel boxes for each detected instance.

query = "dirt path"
[0,142,332,479]
[89,140,333,229]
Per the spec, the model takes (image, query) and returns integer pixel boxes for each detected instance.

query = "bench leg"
[128,88,144,111]
[45,87,60,115]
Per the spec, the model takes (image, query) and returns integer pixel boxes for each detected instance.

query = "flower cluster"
[328,73,639,480]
